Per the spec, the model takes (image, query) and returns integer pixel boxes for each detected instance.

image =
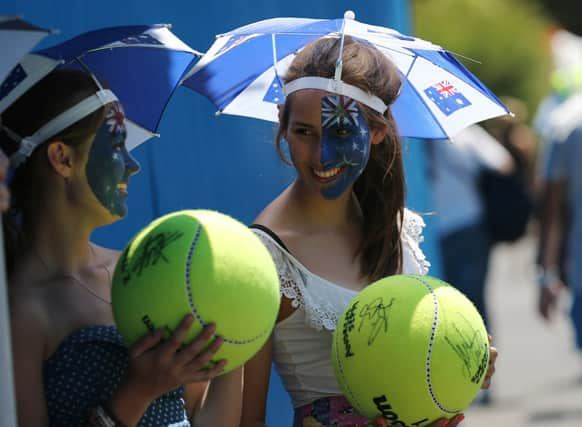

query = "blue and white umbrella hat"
[0,16,52,84]
[183,12,510,140]
[0,24,200,150]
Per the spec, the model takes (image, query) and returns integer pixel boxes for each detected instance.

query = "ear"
[46,141,76,178]
[370,125,388,145]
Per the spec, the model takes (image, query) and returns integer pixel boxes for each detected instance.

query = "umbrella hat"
[0,24,201,150]
[182,12,510,140]
[0,16,52,84]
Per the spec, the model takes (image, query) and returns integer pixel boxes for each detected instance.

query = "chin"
[98,206,127,226]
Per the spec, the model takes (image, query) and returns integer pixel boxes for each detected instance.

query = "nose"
[319,137,336,167]
[124,149,141,176]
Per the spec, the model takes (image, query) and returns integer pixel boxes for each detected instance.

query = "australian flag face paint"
[319,95,370,199]
[85,102,140,218]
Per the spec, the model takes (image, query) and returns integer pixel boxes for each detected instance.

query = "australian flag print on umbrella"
[424,80,472,117]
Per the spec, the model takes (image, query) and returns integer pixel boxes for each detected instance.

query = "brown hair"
[0,69,107,274]
[276,36,405,281]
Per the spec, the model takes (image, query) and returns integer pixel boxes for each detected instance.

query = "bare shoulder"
[253,197,284,229]
[9,279,51,350]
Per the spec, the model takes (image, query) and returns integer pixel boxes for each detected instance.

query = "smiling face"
[85,102,140,218]
[285,90,371,200]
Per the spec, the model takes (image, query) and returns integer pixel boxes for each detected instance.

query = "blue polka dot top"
[43,325,190,426]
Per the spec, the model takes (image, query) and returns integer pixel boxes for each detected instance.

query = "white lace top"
[252,209,430,408]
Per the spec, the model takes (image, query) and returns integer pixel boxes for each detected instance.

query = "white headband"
[283,76,388,114]
[5,89,118,168]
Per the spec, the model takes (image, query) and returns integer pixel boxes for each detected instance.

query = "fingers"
[446,414,465,426]
[538,288,555,320]
[489,346,498,368]
[375,416,388,426]
[482,345,498,389]
[129,329,164,359]
[174,327,222,367]
[200,357,228,378]
[429,414,465,427]
[183,355,228,384]
[158,314,195,357]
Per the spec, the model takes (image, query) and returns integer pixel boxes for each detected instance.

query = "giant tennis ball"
[112,209,280,373]
[332,274,489,426]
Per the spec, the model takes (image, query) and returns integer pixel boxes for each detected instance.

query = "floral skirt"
[293,395,376,427]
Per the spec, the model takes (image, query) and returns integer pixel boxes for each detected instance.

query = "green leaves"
[412,0,552,120]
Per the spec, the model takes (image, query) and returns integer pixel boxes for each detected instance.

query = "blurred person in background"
[484,97,538,193]
[535,28,582,363]
[429,124,514,330]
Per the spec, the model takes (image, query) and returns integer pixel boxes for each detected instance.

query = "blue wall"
[4,1,440,425]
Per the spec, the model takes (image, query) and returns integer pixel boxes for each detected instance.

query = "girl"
[2,69,242,426]
[241,37,496,427]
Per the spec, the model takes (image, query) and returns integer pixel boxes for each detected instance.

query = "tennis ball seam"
[184,222,269,345]
[411,275,460,415]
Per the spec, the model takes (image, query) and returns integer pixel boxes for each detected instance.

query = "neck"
[286,179,361,229]
[23,194,99,274]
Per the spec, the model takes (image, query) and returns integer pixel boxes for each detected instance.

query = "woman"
[241,37,496,427]
[2,69,242,426]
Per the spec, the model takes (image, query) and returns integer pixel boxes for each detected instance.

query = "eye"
[335,128,351,138]
[293,127,315,137]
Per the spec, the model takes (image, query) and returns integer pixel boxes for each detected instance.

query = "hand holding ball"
[112,210,280,373]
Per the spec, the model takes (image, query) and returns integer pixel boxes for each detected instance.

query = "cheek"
[110,153,126,178]
[288,140,314,164]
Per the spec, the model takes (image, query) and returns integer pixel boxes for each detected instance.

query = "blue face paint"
[319,95,370,199]
[85,102,140,217]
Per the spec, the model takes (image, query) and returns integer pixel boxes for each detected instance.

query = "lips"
[312,166,345,182]
[117,182,128,194]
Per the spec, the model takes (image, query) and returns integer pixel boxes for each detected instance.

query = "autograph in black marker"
[121,230,184,285]
[444,313,488,383]
[357,297,395,346]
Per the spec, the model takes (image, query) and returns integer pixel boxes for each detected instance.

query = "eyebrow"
[290,121,317,128]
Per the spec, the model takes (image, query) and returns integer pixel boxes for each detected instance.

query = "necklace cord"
[33,244,112,305]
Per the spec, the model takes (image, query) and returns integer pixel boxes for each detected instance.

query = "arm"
[458,125,514,174]
[191,367,243,427]
[240,336,274,427]
[10,297,49,427]
[537,179,567,319]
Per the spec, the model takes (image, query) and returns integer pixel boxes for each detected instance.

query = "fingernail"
[458,415,465,422]
[442,420,450,426]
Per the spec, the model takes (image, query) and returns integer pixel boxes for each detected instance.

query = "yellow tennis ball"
[111,209,280,373]
[332,274,490,426]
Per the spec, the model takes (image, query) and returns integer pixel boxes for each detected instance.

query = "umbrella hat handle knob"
[344,10,355,20]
